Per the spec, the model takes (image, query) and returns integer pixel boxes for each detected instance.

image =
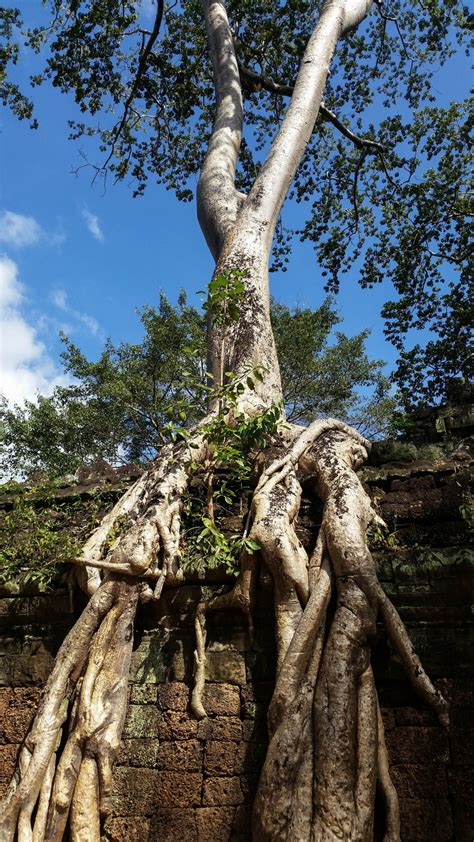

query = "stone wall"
[0,446,472,841]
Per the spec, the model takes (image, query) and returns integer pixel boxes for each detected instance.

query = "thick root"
[251,423,448,842]
[3,418,449,842]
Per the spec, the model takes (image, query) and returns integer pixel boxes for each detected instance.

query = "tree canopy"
[2,0,471,405]
[0,294,394,478]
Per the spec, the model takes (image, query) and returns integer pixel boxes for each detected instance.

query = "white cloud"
[0,257,68,405]
[0,211,42,248]
[51,287,101,337]
[82,208,104,242]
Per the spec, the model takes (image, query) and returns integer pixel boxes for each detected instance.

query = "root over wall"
[0,450,472,841]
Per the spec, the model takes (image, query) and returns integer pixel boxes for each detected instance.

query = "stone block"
[205,741,246,776]
[158,739,202,771]
[449,767,474,842]
[399,797,454,842]
[450,707,474,766]
[117,738,161,768]
[203,683,241,716]
[129,684,157,704]
[205,651,246,685]
[204,740,265,777]
[196,807,235,842]
[157,682,189,712]
[129,634,169,684]
[150,809,198,842]
[111,768,202,815]
[0,688,40,742]
[198,716,243,741]
[103,816,152,841]
[158,710,199,740]
[0,743,18,797]
[202,776,244,806]
[391,764,448,800]
[386,726,449,766]
[123,704,161,738]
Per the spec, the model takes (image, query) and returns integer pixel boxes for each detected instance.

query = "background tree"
[0,294,395,478]
[0,1,468,840]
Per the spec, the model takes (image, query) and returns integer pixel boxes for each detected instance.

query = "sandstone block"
[103,816,151,841]
[117,738,161,768]
[198,716,243,741]
[157,682,189,711]
[196,807,235,841]
[203,683,241,716]
[111,768,202,815]
[158,710,199,740]
[399,797,454,842]
[391,764,448,800]
[386,726,449,765]
[123,704,161,738]
[205,651,246,685]
[202,776,244,806]
[158,739,202,771]
[129,684,157,704]
[150,809,198,841]
[0,688,40,743]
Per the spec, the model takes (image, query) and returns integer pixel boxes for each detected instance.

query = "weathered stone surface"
[196,807,235,841]
[205,741,245,776]
[151,809,198,842]
[117,738,161,768]
[157,681,189,711]
[204,740,265,776]
[0,687,40,742]
[111,768,202,815]
[205,650,246,685]
[202,776,244,806]
[158,710,199,740]
[203,683,241,716]
[399,797,454,842]
[198,716,243,741]
[0,743,18,797]
[123,704,161,738]
[129,634,169,683]
[103,816,152,841]
[391,764,449,800]
[129,684,157,704]
[386,726,449,765]
[158,740,202,771]
[449,767,474,842]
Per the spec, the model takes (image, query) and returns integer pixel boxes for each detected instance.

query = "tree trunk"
[0,1,449,839]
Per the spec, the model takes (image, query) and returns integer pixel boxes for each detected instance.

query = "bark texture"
[0,0,449,838]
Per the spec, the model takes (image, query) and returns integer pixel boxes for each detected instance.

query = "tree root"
[2,429,210,841]
[191,419,449,842]
[2,417,449,841]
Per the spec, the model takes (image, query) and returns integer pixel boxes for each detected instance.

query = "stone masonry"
[0,439,472,841]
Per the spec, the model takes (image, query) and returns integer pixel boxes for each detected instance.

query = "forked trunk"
[0,1,449,839]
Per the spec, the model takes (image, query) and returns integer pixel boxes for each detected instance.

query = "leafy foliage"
[0,295,395,479]
[0,481,103,591]
[4,1,471,398]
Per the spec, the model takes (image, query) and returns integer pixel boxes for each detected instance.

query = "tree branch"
[102,0,164,172]
[238,62,385,154]
[235,0,374,255]
[197,0,244,260]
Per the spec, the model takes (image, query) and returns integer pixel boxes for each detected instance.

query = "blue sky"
[0,4,466,406]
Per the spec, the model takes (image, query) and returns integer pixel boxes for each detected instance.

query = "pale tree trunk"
[1,1,448,839]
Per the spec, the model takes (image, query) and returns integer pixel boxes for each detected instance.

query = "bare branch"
[238,62,385,154]
[101,0,164,173]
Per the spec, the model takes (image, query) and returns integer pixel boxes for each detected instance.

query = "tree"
[0,294,395,478]
[0,1,468,839]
